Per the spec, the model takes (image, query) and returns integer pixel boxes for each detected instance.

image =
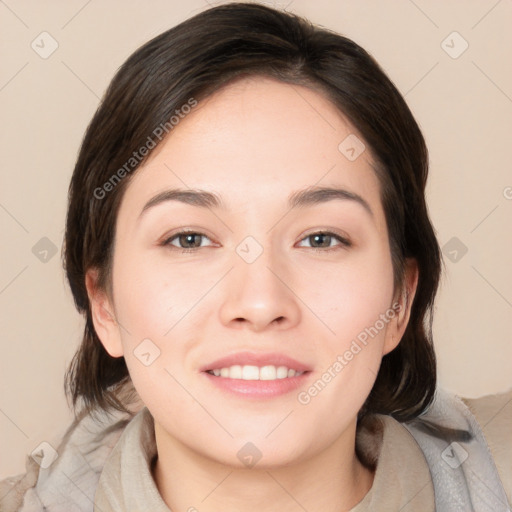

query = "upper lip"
[200,351,313,372]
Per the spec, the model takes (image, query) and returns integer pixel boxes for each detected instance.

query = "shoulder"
[0,406,136,512]
[0,456,41,512]
[461,388,512,506]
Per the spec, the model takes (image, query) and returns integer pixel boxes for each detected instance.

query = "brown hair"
[64,2,441,423]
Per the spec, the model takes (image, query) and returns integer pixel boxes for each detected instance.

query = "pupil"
[313,234,330,247]
[181,234,200,247]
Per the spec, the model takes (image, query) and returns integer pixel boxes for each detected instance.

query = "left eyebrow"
[288,186,374,218]
[138,185,373,220]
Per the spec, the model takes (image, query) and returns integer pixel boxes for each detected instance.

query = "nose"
[218,244,301,332]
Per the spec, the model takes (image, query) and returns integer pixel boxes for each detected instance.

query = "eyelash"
[161,229,352,253]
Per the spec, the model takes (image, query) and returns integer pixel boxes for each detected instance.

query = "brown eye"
[298,231,351,251]
[309,233,333,248]
[163,231,212,251]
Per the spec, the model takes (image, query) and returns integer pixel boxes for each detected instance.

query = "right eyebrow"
[139,189,224,220]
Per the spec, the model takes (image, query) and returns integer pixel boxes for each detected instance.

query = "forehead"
[118,76,384,225]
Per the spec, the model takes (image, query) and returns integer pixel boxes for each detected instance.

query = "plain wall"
[1,0,511,479]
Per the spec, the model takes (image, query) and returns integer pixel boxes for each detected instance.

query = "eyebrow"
[288,187,373,217]
[138,186,373,219]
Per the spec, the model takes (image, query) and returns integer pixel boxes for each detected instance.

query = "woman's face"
[89,76,414,468]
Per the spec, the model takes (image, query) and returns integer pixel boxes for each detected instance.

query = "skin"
[87,76,418,512]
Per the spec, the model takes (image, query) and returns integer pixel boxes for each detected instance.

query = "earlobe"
[85,268,124,358]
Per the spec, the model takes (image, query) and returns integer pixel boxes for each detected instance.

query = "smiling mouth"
[205,364,307,380]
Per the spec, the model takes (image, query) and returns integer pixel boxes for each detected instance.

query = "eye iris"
[180,233,201,248]
[311,233,331,247]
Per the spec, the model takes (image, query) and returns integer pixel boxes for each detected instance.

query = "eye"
[297,231,352,252]
[162,230,214,252]
[161,230,351,253]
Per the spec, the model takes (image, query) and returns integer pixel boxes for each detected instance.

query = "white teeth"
[242,365,260,380]
[230,365,242,379]
[276,366,289,379]
[207,364,304,380]
[260,365,276,380]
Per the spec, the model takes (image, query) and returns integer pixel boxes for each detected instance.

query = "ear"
[383,258,419,355]
[85,268,124,358]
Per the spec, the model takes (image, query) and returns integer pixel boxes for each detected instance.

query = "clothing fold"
[1,388,510,512]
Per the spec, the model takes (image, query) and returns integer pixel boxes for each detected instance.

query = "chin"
[203,434,309,470]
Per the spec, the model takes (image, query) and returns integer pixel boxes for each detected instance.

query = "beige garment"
[93,389,512,511]
[94,406,439,511]
[1,389,511,511]
[462,391,512,506]
[351,415,436,511]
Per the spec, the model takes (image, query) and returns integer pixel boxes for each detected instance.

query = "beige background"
[1,0,511,480]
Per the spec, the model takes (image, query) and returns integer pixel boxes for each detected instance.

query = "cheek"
[295,262,394,432]
[112,248,213,337]
[308,243,395,345]
[110,250,222,404]
[111,262,198,413]
[297,241,395,399]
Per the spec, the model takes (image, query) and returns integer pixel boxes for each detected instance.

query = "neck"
[152,422,374,512]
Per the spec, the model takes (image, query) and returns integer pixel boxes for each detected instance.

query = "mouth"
[205,364,306,380]
[200,352,313,398]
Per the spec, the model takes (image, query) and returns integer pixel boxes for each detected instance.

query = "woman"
[1,3,510,511]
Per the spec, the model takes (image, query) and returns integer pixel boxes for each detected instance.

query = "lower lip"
[202,371,312,399]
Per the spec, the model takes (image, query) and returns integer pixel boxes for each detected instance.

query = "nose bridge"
[218,236,300,331]
[238,240,281,296]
